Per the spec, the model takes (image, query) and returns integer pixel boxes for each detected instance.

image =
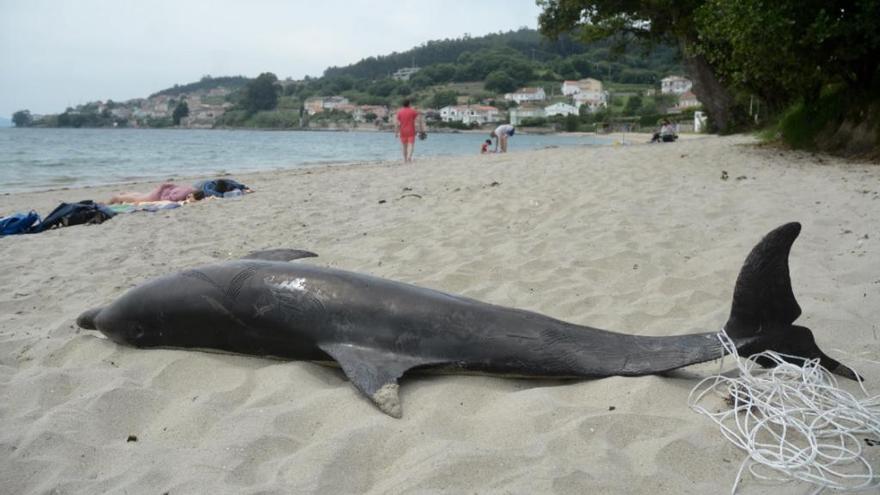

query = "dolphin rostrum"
[76,223,857,417]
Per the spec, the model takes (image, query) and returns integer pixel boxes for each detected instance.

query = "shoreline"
[3,134,876,494]
[0,129,618,196]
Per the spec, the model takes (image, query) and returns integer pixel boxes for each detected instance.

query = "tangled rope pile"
[689,330,880,494]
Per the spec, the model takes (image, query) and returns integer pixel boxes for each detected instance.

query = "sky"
[0,0,543,118]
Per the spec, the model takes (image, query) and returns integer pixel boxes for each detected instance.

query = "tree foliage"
[324,28,680,83]
[242,73,279,114]
[693,0,880,109]
[429,90,459,109]
[538,0,880,151]
[484,70,517,93]
[172,100,189,125]
[151,76,250,98]
[623,95,643,115]
[12,110,32,127]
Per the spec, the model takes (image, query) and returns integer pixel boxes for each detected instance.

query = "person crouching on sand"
[490,124,515,153]
[394,99,425,163]
[481,139,493,154]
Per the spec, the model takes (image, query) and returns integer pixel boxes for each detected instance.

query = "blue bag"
[0,211,41,236]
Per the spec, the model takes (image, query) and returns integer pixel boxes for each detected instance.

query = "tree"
[429,90,458,109]
[12,110,32,127]
[172,100,190,125]
[367,79,399,97]
[538,0,739,132]
[624,95,643,116]
[242,72,279,114]
[484,70,517,93]
[394,84,412,96]
[693,0,880,111]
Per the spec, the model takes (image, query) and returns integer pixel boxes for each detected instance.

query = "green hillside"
[19,28,686,130]
[323,28,681,85]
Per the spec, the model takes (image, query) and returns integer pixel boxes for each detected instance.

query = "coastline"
[2,134,877,494]
[0,127,615,195]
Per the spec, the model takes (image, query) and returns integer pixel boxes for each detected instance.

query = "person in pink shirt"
[394,99,425,163]
[107,183,204,204]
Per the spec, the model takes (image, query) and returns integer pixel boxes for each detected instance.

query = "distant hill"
[150,76,251,98]
[0,116,11,127]
[324,28,682,84]
[29,27,687,131]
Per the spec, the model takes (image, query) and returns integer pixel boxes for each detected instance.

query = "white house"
[508,105,545,125]
[661,76,693,95]
[676,91,700,109]
[439,105,464,122]
[439,105,501,125]
[304,96,352,115]
[182,104,227,128]
[304,97,324,115]
[504,87,546,104]
[544,102,579,117]
[352,105,389,122]
[322,96,350,110]
[667,91,701,114]
[561,78,603,96]
[573,91,609,113]
[110,107,132,119]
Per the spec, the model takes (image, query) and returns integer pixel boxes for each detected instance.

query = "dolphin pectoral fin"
[241,249,318,262]
[318,342,426,418]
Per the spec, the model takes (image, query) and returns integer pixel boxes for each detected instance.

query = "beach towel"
[109,201,182,214]
[136,202,181,212]
[0,211,41,236]
[29,200,116,233]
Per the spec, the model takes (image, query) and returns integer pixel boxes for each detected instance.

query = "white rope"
[688,330,880,494]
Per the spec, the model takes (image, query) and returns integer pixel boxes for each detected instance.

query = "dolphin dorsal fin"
[725,222,803,338]
[318,342,431,418]
[241,249,318,262]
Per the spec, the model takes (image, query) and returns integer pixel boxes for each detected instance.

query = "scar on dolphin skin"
[226,267,256,301]
[76,225,861,417]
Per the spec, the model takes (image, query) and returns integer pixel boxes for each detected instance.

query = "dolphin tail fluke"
[724,222,859,380]
[318,342,435,418]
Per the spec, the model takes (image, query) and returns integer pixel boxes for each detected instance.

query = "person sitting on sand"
[661,120,678,142]
[107,183,205,204]
[481,139,493,154]
[651,119,678,143]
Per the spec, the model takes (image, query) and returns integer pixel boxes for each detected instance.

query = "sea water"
[0,128,609,193]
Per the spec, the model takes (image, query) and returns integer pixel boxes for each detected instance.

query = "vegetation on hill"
[538,0,880,156]
[324,28,680,85]
[150,75,250,98]
[219,28,684,128]
[12,28,685,132]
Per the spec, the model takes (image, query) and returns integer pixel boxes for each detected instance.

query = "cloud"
[0,0,540,116]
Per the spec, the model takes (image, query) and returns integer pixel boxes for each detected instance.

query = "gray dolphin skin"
[76,223,857,417]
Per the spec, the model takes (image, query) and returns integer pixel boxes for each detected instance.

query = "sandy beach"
[1,135,878,494]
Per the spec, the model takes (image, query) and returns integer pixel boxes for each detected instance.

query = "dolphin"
[76,223,858,417]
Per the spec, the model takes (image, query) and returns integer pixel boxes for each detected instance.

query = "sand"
[1,135,878,494]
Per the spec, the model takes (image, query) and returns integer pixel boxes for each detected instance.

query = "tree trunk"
[681,47,737,133]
